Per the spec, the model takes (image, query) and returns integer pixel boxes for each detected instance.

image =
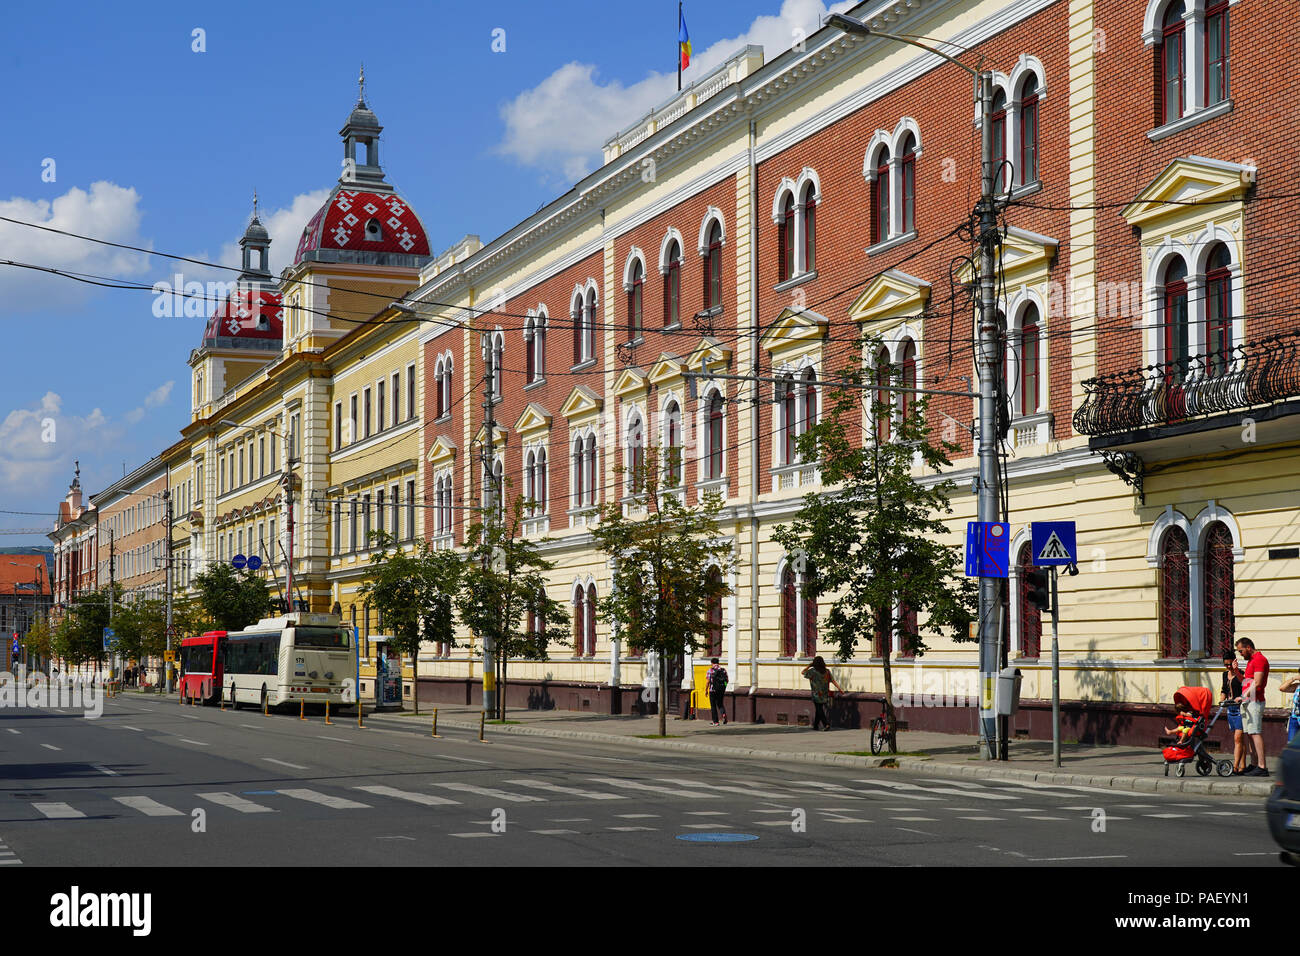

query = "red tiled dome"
[202,287,283,342]
[294,187,431,263]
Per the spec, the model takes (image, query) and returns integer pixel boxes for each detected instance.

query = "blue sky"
[0,0,851,545]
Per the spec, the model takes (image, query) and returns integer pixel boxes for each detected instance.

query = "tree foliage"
[190,563,272,632]
[112,598,168,666]
[772,334,976,752]
[591,449,733,737]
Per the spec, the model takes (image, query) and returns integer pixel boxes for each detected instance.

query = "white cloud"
[496,0,856,182]
[143,381,174,408]
[0,182,150,310]
[210,189,333,280]
[0,392,120,493]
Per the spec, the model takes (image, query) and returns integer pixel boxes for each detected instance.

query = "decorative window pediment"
[425,436,457,464]
[514,402,552,436]
[1122,156,1255,231]
[686,336,732,372]
[848,269,930,327]
[955,227,1058,288]
[472,423,508,450]
[612,366,648,399]
[760,307,829,362]
[647,352,685,386]
[560,384,603,425]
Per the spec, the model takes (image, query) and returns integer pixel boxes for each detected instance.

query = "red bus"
[180,631,226,705]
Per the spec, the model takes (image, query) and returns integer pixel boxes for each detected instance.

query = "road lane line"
[531,829,579,835]
[40,744,61,751]
[277,789,371,810]
[450,832,497,838]
[177,739,209,746]
[114,796,183,817]
[354,786,459,806]
[262,758,308,770]
[585,778,719,799]
[5,729,18,735]
[319,736,347,742]
[853,779,1016,801]
[33,803,84,819]
[505,779,626,800]
[430,783,545,803]
[197,792,276,813]
[92,765,118,776]
[656,777,792,800]
[1027,855,1127,862]
[121,726,143,732]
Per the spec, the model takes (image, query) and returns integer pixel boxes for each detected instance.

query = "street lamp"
[827,12,1006,761]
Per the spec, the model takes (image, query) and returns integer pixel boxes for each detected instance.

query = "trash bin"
[996,666,1022,718]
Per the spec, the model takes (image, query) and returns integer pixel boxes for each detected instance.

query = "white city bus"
[223,612,355,711]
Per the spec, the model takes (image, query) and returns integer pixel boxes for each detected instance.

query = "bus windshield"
[293,626,349,650]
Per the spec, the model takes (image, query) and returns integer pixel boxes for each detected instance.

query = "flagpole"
[678,2,682,91]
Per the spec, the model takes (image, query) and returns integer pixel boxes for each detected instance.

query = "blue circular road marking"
[675,832,759,843]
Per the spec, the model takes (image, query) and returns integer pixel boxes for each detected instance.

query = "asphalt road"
[0,694,1283,867]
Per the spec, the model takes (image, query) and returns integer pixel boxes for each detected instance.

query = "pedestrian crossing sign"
[1031,521,1077,566]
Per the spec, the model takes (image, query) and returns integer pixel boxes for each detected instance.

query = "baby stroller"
[1161,686,1235,778]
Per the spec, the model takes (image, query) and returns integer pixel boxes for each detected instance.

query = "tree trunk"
[411,648,419,715]
[499,653,507,721]
[881,643,897,754]
[658,649,667,737]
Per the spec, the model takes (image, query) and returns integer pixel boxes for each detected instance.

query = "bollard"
[431,708,439,738]
[300,698,305,720]
[325,700,332,725]
[263,693,268,717]
[479,709,485,742]
[357,701,364,729]
[220,688,226,711]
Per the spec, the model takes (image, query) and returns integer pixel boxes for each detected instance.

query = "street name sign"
[965,521,1010,577]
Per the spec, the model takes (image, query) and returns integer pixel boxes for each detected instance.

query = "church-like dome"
[201,287,283,343]
[294,188,431,262]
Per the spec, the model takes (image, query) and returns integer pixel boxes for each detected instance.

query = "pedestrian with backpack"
[705,657,728,725]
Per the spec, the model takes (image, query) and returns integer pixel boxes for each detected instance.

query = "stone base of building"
[413,677,1292,753]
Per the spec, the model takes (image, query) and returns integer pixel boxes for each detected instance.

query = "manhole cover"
[675,832,759,843]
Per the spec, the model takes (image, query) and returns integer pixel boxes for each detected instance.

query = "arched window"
[1017,543,1042,657]
[1160,526,1190,658]
[706,566,723,659]
[802,182,817,272]
[572,436,585,507]
[899,134,916,235]
[872,147,891,244]
[781,565,798,658]
[991,89,1007,191]
[874,346,893,442]
[1159,0,1186,125]
[1163,257,1190,384]
[627,412,645,493]
[573,585,586,658]
[524,450,536,514]
[1020,308,1040,416]
[1203,521,1235,659]
[801,566,818,658]
[627,258,644,340]
[778,374,797,464]
[801,367,817,447]
[493,459,504,520]
[1205,1,1230,106]
[434,359,446,418]
[1018,76,1039,185]
[778,191,795,282]
[533,312,546,381]
[664,400,682,486]
[704,221,723,310]
[584,288,597,362]
[900,339,917,422]
[441,357,452,418]
[536,448,547,515]
[491,332,504,398]
[706,392,724,480]
[524,318,536,384]
[584,433,597,506]
[664,241,681,327]
[1205,243,1232,377]
[571,293,584,366]
[585,583,598,657]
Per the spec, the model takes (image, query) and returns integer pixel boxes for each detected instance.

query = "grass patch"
[833,750,929,758]
[634,733,684,739]
[486,719,521,725]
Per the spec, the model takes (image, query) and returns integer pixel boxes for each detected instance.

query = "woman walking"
[801,656,842,731]
[1219,653,1246,773]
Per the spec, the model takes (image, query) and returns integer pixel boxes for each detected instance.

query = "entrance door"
[665,653,686,716]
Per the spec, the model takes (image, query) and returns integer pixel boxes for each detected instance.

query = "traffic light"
[1024,569,1051,612]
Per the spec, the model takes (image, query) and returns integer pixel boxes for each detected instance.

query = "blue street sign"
[965,522,1010,578]
[102,627,116,651]
[11,638,19,656]
[1031,521,1077,566]
[232,554,247,570]
[246,555,263,571]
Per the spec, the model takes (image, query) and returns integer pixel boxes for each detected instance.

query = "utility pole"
[480,332,498,721]
[164,490,174,694]
[825,13,1006,760]
[284,440,296,615]
[108,528,115,683]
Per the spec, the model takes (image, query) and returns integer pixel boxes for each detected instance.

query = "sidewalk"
[369,702,1276,797]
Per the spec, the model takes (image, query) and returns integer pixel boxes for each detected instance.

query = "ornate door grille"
[1203,522,1235,659]
[1160,527,1190,658]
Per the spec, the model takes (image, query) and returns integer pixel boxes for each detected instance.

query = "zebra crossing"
[12,773,1257,832]
[0,836,20,865]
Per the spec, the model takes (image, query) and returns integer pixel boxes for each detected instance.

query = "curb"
[368,713,1274,798]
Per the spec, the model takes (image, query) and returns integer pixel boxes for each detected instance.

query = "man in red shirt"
[1235,637,1269,776]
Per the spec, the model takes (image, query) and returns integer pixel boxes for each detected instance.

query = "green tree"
[112,599,168,671]
[25,613,53,671]
[591,449,733,738]
[358,531,462,715]
[191,563,271,632]
[61,584,121,673]
[457,492,570,721]
[772,335,976,753]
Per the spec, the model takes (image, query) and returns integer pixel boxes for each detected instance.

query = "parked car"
[1265,732,1300,865]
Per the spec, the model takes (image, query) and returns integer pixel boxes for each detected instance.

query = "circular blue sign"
[246,555,263,571]
[231,554,247,570]
[675,833,759,843]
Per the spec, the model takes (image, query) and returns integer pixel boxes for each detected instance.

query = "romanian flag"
[679,6,691,71]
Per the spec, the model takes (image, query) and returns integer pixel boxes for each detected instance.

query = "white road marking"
[550,818,590,822]
[278,789,370,809]
[177,739,209,746]
[0,860,21,865]
[854,779,1016,801]
[607,826,656,832]
[958,816,1005,821]
[682,823,734,829]
[92,765,117,776]
[613,813,659,819]
[823,817,872,824]
[239,724,261,729]
[1144,813,1190,818]
[1027,854,1127,862]
[505,779,625,800]
[842,781,942,801]
[197,792,276,814]
[998,779,1138,796]
[1024,816,1068,821]
[891,816,938,822]
[40,744,60,751]
[430,783,544,803]
[895,826,932,835]
[319,736,348,742]
[121,726,143,732]
[114,796,183,817]
[531,829,579,835]
[450,832,496,838]
[353,786,459,806]
[1203,811,1245,816]
[5,729,18,734]
[656,777,792,800]
[1233,852,1274,857]
[33,802,83,819]
[754,820,794,827]
[753,808,790,814]
[262,758,308,770]
[683,811,728,816]
[586,777,719,799]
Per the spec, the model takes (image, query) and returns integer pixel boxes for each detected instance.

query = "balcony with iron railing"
[1074,330,1300,444]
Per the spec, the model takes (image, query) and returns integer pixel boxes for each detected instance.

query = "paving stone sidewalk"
[370,702,1276,797]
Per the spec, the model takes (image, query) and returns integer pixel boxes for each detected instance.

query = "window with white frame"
[662,399,683,487]
[525,308,546,385]
[704,390,725,481]
[625,409,646,494]
[624,250,645,341]
[659,233,682,328]
[773,170,820,283]
[982,61,1045,193]
[572,283,598,366]
[699,210,725,310]
[863,121,920,247]
[523,446,548,519]
[775,368,816,466]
